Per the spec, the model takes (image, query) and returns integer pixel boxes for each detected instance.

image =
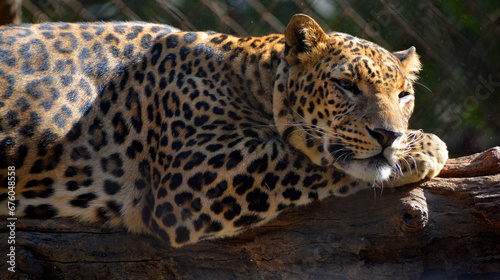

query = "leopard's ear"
[285,14,329,66]
[393,46,421,81]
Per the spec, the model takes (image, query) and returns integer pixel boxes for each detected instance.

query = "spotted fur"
[0,15,447,247]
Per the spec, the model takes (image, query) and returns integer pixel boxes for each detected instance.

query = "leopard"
[0,14,448,247]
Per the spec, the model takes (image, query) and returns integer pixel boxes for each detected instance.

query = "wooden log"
[439,146,500,178]
[1,147,499,279]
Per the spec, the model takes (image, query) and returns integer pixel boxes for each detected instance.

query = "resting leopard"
[0,14,447,247]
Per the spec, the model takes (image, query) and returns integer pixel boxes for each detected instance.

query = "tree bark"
[1,147,499,280]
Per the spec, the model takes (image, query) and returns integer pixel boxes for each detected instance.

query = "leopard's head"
[274,14,422,182]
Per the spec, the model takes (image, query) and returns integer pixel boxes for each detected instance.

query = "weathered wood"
[1,147,499,279]
[439,146,500,178]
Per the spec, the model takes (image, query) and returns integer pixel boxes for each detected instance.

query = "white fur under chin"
[342,160,392,182]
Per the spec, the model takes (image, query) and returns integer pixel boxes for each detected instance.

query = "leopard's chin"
[335,154,393,182]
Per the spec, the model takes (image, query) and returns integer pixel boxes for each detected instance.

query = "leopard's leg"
[386,130,448,187]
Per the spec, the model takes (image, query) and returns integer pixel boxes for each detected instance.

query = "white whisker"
[400,156,413,176]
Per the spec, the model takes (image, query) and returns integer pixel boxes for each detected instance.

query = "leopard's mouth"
[334,153,394,182]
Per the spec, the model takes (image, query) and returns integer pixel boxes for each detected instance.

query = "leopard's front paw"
[390,131,448,187]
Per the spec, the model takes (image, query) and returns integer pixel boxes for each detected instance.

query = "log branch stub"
[397,188,428,233]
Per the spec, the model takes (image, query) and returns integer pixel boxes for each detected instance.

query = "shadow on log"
[1,147,499,279]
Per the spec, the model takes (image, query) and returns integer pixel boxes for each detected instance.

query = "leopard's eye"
[335,79,361,95]
[338,79,354,90]
[398,91,412,98]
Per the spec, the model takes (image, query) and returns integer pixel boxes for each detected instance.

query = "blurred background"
[3,0,499,157]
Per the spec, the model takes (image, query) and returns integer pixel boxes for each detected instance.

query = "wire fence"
[15,0,500,156]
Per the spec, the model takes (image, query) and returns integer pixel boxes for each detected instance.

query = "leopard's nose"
[367,127,403,149]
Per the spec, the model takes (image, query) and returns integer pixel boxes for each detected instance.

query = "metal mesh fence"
[17,0,500,156]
